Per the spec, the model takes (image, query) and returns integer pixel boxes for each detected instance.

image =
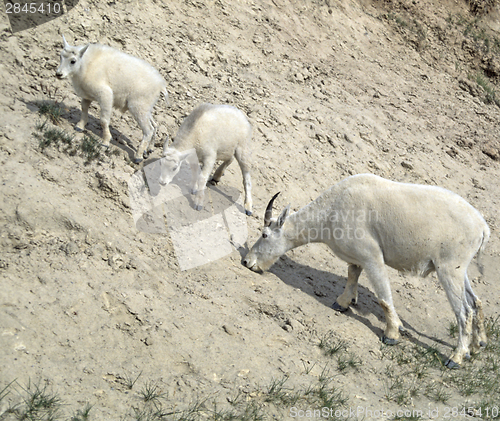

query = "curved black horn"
[264,192,280,227]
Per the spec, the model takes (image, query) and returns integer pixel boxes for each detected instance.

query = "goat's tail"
[161,88,169,106]
[476,223,490,275]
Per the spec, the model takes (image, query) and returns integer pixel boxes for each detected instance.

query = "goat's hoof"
[332,302,348,312]
[381,335,399,345]
[75,126,84,132]
[194,205,203,211]
[208,178,219,185]
[133,157,143,164]
[445,359,460,369]
[480,341,487,348]
[245,210,252,216]
[190,189,197,195]
[143,149,152,159]
[465,353,471,360]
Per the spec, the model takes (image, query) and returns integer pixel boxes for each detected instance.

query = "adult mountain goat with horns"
[244,174,490,368]
[56,35,168,163]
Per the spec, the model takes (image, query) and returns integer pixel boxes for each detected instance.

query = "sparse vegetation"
[448,321,458,338]
[139,381,166,403]
[80,133,105,163]
[70,403,93,421]
[318,331,348,357]
[318,331,362,374]
[123,372,143,390]
[37,101,64,126]
[0,375,351,421]
[473,72,500,107]
[376,314,500,416]
[33,98,119,164]
[0,380,65,421]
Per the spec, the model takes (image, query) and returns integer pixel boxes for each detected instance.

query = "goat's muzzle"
[242,255,262,273]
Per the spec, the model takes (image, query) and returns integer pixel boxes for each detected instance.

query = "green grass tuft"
[139,380,166,403]
[80,133,104,163]
[70,402,93,421]
[37,101,64,125]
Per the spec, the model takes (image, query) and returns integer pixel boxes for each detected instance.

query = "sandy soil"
[1,0,500,419]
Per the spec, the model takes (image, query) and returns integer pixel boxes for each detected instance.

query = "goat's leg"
[193,154,216,211]
[144,116,158,157]
[210,157,234,185]
[437,266,472,368]
[364,258,402,345]
[98,88,113,147]
[464,274,487,353]
[76,98,91,132]
[189,158,200,195]
[131,109,155,164]
[235,147,252,216]
[333,264,362,311]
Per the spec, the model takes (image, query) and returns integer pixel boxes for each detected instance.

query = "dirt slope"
[1,0,500,419]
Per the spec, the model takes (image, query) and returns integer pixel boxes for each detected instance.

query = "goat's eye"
[70,59,76,65]
[262,232,268,239]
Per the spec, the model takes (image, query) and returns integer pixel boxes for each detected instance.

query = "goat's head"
[159,149,182,186]
[243,192,291,272]
[56,35,89,79]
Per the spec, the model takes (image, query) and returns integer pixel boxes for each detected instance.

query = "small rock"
[401,160,414,170]
[472,178,485,190]
[108,254,124,270]
[38,275,49,284]
[126,257,138,270]
[142,337,153,346]
[222,324,236,335]
[288,318,303,331]
[446,147,459,158]
[483,146,499,161]
[237,369,249,377]
[65,241,79,255]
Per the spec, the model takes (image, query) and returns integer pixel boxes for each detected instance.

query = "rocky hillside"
[1,0,500,419]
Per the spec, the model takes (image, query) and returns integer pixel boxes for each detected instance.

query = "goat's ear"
[162,135,171,155]
[178,150,194,162]
[79,44,90,58]
[277,205,290,228]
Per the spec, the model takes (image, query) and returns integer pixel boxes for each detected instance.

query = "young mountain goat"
[243,174,490,368]
[159,103,252,215]
[56,35,168,163]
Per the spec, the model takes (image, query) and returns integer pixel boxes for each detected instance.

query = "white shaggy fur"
[159,103,253,215]
[56,35,168,163]
[244,174,490,368]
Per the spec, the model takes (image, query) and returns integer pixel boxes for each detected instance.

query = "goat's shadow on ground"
[28,100,144,162]
[142,157,248,217]
[254,253,454,359]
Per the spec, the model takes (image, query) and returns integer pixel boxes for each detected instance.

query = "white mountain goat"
[243,174,490,368]
[56,35,168,163]
[159,103,253,215]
